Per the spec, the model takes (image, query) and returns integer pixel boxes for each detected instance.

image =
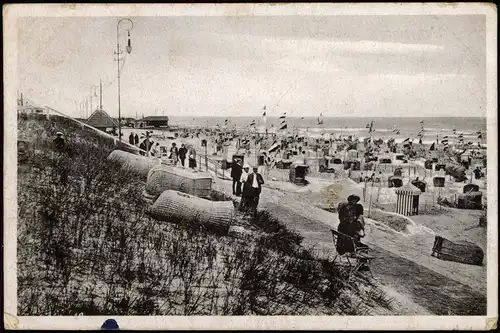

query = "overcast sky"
[17,15,486,118]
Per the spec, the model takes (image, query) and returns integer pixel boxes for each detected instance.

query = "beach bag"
[149,190,234,228]
[431,235,484,266]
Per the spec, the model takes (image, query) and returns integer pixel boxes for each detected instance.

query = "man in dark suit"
[231,159,243,196]
[246,166,265,215]
[178,143,188,167]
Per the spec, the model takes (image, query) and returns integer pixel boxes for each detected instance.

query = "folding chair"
[331,229,375,282]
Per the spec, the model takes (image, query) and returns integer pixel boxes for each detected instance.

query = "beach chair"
[331,230,375,282]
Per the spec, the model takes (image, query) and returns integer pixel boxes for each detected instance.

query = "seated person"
[337,195,367,255]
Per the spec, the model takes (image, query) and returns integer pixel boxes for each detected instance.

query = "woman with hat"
[238,163,251,212]
[336,194,367,255]
[188,145,197,169]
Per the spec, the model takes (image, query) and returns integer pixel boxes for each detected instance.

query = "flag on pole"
[477,134,483,139]
[280,123,288,130]
[262,106,267,134]
[279,112,286,119]
[250,120,256,127]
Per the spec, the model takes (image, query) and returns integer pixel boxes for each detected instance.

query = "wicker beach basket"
[431,235,484,266]
[463,184,480,194]
[435,164,446,171]
[363,161,374,171]
[107,150,160,179]
[149,190,234,227]
[145,164,212,199]
[445,164,467,182]
[457,191,483,210]
[388,176,403,188]
[411,180,427,193]
[393,167,403,177]
[433,177,445,187]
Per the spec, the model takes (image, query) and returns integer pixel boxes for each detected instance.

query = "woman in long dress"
[188,146,197,169]
[238,164,251,212]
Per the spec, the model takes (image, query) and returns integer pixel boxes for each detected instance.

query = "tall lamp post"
[115,18,134,142]
[90,85,99,114]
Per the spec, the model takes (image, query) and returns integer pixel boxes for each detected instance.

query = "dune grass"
[17,112,393,315]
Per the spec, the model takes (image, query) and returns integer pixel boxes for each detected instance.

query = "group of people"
[231,159,265,215]
[167,142,197,169]
[128,132,140,146]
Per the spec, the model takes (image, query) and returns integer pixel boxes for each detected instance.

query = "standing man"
[178,143,188,167]
[246,166,265,215]
[134,133,139,146]
[129,132,135,145]
[231,159,243,196]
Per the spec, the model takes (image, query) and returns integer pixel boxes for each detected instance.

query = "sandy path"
[212,176,486,315]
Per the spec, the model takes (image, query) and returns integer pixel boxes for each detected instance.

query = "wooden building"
[136,116,170,128]
[86,109,119,132]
